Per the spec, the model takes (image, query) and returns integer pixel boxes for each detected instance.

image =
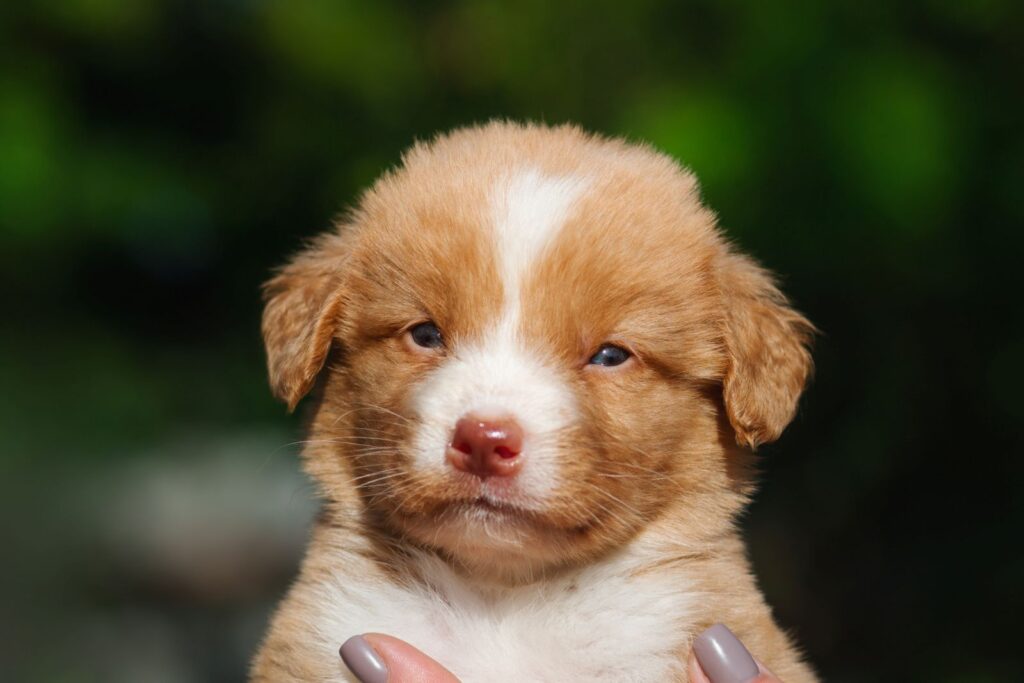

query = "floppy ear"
[261,232,351,411]
[718,251,815,449]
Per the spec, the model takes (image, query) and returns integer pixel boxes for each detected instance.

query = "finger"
[340,633,460,683]
[754,658,781,681]
[691,623,782,683]
[688,648,713,683]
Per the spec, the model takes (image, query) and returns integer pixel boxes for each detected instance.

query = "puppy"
[252,122,817,682]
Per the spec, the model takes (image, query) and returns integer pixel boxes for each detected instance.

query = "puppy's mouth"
[449,496,542,526]
[467,497,522,515]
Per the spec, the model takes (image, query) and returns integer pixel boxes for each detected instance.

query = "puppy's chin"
[370,475,586,577]
[361,459,656,580]
[397,503,585,579]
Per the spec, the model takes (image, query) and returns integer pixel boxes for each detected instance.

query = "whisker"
[590,485,644,518]
[328,406,361,429]
[353,425,410,436]
[296,435,405,445]
[358,402,413,424]
[349,468,401,482]
[348,449,404,458]
[589,471,648,480]
[355,472,408,489]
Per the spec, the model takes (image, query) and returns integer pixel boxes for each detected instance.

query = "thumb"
[341,633,460,683]
[688,624,783,683]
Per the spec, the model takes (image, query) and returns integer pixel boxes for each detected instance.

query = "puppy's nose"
[447,415,524,478]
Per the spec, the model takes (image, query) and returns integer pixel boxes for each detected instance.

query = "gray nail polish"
[340,635,388,683]
[693,623,761,683]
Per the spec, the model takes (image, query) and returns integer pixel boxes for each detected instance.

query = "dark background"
[2,1,1022,681]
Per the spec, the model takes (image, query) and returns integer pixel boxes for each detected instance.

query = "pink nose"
[447,415,524,478]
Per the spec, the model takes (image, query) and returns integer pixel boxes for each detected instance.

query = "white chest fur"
[306,546,695,682]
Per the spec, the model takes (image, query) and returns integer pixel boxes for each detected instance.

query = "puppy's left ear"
[261,232,351,411]
[717,251,816,449]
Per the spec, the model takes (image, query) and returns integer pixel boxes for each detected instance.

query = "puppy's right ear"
[261,232,351,411]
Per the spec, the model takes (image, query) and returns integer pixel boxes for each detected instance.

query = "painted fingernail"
[693,623,761,683]
[340,635,388,683]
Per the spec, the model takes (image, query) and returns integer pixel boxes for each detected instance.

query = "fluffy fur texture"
[252,122,817,682]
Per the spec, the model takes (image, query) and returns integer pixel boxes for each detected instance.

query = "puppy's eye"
[408,321,444,349]
[588,344,631,367]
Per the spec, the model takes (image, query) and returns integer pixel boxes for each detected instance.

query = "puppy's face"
[263,124,813,575]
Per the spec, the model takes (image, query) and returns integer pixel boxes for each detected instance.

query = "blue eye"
[588,344,631,367]
[409,321,444,349]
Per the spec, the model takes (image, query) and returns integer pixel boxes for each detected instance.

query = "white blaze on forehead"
[409,170,589,505]
[490,169,590,326]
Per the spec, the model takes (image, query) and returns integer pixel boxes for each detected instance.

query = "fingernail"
[693,623,761,683]
[340,635,388,683]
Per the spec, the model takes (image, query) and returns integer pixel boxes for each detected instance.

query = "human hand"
[688,623,783,683]
[340,633,458,683]
[340,623,782,682]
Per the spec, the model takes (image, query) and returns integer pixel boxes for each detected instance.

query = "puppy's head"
[263,123,813,576]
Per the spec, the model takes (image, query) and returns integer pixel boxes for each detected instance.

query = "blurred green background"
[2,1,1022,681]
